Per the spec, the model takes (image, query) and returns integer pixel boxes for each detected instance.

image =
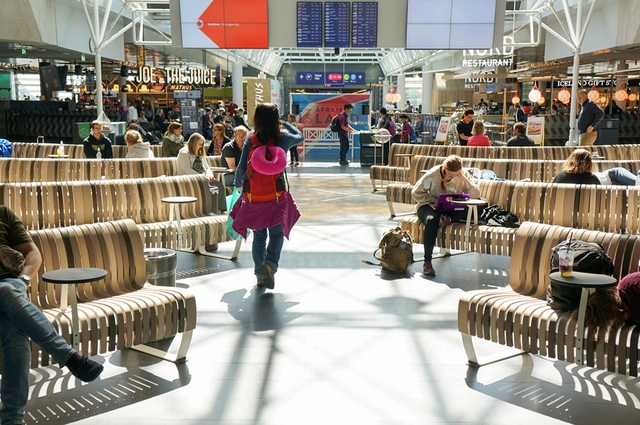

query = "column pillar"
[397,74,405,110]
[232,63,243,110]
[422,63,433,113]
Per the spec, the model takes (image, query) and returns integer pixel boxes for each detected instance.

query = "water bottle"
[96,148,102,160]
[58,140,64,156]
[636,171,640,187]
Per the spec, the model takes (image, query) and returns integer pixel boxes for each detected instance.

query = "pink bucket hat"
[251,145,287,175]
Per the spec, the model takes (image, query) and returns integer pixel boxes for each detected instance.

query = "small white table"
[42,268,108,350]
[162,196,197,249]
[47,154,70,158]
[451,198,487,251]
[549,271,617,366]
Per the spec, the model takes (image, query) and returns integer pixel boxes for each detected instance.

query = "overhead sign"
[180,0,269,48]
[295,72,365,86]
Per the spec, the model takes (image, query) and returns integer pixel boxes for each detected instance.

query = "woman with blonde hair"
[552,148,600,184]
[467,121,491,146]
[161,122,184,157]
[411,155,480,276]
[177,133,226,212]
[124,129,154,158]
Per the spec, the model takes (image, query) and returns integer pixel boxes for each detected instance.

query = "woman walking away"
[231,103,304,289]
[286,114,300,166]
[412,155,480,276]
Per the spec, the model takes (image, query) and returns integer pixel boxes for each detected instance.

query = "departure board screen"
[351,2,377,47]
[324,2,350,48]
[297,2,323,48]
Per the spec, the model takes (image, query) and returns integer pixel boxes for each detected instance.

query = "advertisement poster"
[435,117,451,143]
[246,79,272,125]
[180,0,269,48]
[526,116,545,144]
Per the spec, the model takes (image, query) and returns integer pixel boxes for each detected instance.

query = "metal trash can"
[144,248,177,286]
[421,132,432,144]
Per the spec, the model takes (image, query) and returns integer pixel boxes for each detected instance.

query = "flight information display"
[352,2,377,47]
[324,2,350,48]
[297,2,323,48]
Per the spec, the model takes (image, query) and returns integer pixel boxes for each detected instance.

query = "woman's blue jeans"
[0,277,75,425]
[252,224,284,278]
[608,167,637,186]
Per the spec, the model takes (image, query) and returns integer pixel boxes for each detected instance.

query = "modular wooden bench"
[458,221,640,376]
[0,175,241,259]
[12,142,164,159]
[400,179,640,257]
[25,219,197,367]
[370,144,640,190]
[386,155,640,217]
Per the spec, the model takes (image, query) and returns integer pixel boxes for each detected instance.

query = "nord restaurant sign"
[133,66,217,89]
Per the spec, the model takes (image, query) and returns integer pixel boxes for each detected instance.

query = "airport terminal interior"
[1,0,640,424]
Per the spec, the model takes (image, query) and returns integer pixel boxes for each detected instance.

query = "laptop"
[435,193,470,212]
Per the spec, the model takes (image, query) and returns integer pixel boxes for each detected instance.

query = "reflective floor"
[22,162,640,424]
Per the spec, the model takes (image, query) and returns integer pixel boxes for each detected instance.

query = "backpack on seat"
[372,227,414,273]
[242,134,287,203]
[0,139,13,157]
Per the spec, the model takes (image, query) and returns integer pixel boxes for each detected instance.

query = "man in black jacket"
[83,120,114,158]
[577,89,605,146]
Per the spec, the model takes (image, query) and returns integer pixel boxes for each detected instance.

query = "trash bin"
[595,118,619,145]
[421,132,432,144]
[144,248,177,286]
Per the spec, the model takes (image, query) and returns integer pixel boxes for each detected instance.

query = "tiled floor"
[22,162,640,424]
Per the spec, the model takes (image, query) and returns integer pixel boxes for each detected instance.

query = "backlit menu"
[297,2,323,48]
[324,2,350,48]
[352,2,377,47]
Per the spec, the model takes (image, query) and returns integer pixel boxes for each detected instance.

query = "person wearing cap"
[232,103,304,290]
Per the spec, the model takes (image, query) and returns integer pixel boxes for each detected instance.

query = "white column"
[422,63,433,113]
[95,51,103,116]
[232,63,243,109]
[9,69,16,101]
[397,74,405,109]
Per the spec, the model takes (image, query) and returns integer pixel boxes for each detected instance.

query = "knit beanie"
[617,272,640,323]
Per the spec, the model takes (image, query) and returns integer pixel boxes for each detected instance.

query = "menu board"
[406,0,497,49]
[180,0,269,48]
[297,2,323,48]
[352,2,377,47]
[324,2,350,48]
[179,99,200,137]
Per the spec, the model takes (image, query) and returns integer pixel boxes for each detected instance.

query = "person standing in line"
[506,122,535,146]
[201,107,213,141]
[126,100,138,125]
[577,89,605,146]
[233,108,252,130]
[161,122,184,157]
[412,155,480,276]
[337,103,356,166]
[514,103,527,123]
[0,206,103,425]
[286,114,301,166]
[232,103,304,289]
[413,114,424,136]
[83,120,114,158]
[467,121,491,146]
[399,113,414,143]
[456,109,474,146]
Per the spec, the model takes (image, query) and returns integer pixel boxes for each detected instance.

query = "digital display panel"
[297,2,323,48]
[324,2,350,48]
[352,2,377,48]
[180,0,269,48]
[406,0,497,49]
[296,71,366,86]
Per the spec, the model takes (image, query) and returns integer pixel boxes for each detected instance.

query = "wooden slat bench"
[370,144,640,190]
[458,221,640,376]
[386,155,640,217]
[12,142,164,159]
[0,175,241,259]
[400,180,640,256]
[25,219,196,366]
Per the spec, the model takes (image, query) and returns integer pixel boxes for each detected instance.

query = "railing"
[302,127,356,162]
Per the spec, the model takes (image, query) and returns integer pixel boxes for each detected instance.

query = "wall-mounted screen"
[324,2,350,48]
[297,2,323,47]
[180,0,269,48]
[352,2,377,47]
[406,0,497,49]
